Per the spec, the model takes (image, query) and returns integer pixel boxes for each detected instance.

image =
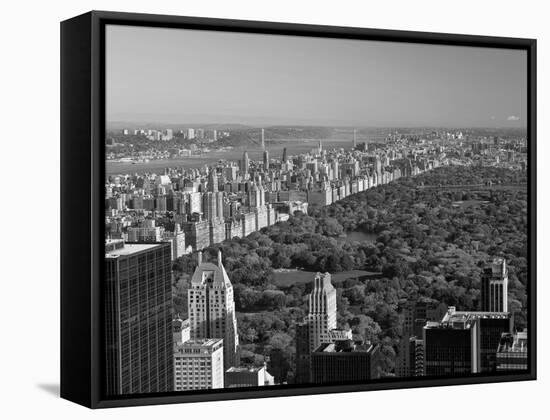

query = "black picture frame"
[60,10,537,409]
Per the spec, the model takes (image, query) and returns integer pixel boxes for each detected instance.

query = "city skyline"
[106,25,527,128]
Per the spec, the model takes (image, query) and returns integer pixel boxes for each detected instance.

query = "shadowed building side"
[310,339,380,383]
[104,240,174,395]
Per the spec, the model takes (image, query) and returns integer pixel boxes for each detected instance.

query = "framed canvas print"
[60,11,536,408]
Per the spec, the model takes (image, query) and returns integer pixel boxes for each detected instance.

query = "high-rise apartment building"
[188,251,239,370]
[295,322,311,384]
[423,306,511,376]
[202,192,218,221]
[481,258,509,312]
[207,169,218,193]
[261,128,265,149]
[423,313,480,377]
[104,240,173,395]
[241,151,249,174]
[263,150,270,170]
[475,312,512,372]
[307,272,337,352]
[174,339,224,391]
[396,300,447,377]
[310,339,379,383]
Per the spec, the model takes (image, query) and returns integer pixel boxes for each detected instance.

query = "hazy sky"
[106,24,527,128]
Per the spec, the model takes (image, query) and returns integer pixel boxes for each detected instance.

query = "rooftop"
[105,241,162,257]
[191,250,232,287]
[437,306,510,327]
[226,366,265,374]
[313,340,374,354]
[175,338,223,353]
[498,331,528,353]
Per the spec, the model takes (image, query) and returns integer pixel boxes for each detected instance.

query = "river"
[106,137,355,175]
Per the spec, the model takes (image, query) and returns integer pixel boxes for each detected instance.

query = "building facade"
[481,258,509,312]
[307,272,337,352]
[496,330,528,371]
[225,365,275,388]
[423,315,479,377]
[295,322,311,384]
[310,340,379,383]
[174,339,224,391]
[104,240,174,395]
[188,250,239,371]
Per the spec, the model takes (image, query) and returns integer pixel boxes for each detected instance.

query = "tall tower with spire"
[188,251,239,370]
[307,272,337,352]
[353,129,357,148]
[318,140,323,155]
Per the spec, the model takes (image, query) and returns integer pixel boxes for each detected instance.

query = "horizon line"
[106,120,527,131]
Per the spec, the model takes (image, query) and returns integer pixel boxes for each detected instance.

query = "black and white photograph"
[103,22,531,397]
[3,0,548,417]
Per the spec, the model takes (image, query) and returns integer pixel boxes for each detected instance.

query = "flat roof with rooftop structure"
[226,366,264,374]
[429,306,511,330]
[498,330,528,353]
[105,240,165,258]
[313,340,374,354]
[175,338,224,353]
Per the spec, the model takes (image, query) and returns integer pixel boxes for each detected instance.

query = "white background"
[0,0,547,417]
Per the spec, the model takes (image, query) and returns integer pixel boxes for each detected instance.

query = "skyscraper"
[241,150,249,174]
[295,322,311,384]
[202,192,217,221]
[207,169,218,193]
[375,155,382,179]
[423,306,511,376]
[282,147,287,163]
[353,129,357,148]
[423,316,479,377]
[261,128,265,149]
[396,300,447,378]
[263,149,270,170]
[310,339,380,383]
[307,272,337,352]
[104,240,174,395]
[248,182,261,209]
[481,258,509,312]
[215,191,225,220]
[188,251,239,370]
[477,313,512,372]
